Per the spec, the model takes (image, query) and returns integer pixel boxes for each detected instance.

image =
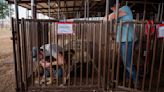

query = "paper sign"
[158,24,164,38]
[57,22,73,34]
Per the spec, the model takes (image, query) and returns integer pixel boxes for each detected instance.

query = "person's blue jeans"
[121,42,136,82]
[44,67,63,79]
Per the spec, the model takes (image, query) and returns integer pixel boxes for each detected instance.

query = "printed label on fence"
[158,24,164,38]
[57,22,73,34]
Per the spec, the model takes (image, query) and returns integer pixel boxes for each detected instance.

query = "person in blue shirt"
[104,0,137,86]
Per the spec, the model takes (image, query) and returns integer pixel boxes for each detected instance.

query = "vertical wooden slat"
[128,23,136,88]
[21,19,28,90]
[142,24,150,91]
[11,18,19,91]
[135,24,143,89]
[123,24,130,87]
[116,21,123,87]
[156,39,164,92]
[98,21,102,87]
[91,23,96,85]
[148,24,157,92]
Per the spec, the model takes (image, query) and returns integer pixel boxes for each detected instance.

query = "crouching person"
[39,56,63,84]
[33,43,75,85]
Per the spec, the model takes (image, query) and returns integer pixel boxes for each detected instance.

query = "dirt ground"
[0,28,15,92]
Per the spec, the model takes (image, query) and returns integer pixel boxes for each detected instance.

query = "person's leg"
[121,42,129,79]
[126,42,136,82]
[53,66,63,79]
[40,68,50,84]
[121,42,136,82]
[43,68,50,77]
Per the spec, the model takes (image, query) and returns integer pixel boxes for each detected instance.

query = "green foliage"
[0,2,12,19]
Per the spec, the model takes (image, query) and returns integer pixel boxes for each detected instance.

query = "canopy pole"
[105,0,109,20]
[160,3,164,21]
[84,0,87,19]
[31,0,37,19]
[48,0,51,18]
[87,0,89,20]
[142,0,147,20]
[26,9,29,19]
[115,0,119,22]
[156,3,161,21]
[57,0,60,20]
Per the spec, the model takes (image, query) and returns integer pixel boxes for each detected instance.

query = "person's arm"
[40,60,51,68]
[108,10,127,20]
[52,61,57,65]
[40,61,61,68]
[51,60,64,66]
[118,10,127,18]
[108,13,115,21]
[51,54,64,66]
[103,16,108,21]
[103,12,114,21]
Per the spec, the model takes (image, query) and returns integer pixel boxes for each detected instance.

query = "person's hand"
[45,62,51,67]
[109,13,116,20]
[40,62,51,68]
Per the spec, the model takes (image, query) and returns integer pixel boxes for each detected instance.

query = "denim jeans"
[121,42,136,82]
[44,66,63,79]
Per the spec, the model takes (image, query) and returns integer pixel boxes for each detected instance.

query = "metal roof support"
[7,0,82,4]
[26,9,29,18]
[87,0,89,20]
[105,0,109,20]
[31,0,37,19]
[78,12,81,18]
[156,3,161,21]
[73,0,76,17]
[84,0,87,19]
[57,0,60,20]
[48,0,51,18]
[115,0,119,21]
[64,0,68,19]
[160,3,164,21]
[127,1,160,5]
[142,0,147,20]
[83,0,89,19]
[151,4,158,12]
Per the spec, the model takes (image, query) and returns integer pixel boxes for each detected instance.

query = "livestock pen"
[5,0,164,92]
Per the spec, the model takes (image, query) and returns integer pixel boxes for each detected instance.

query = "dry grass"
[0,28,15,92]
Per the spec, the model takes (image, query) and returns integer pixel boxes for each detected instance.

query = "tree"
[0,2,11,19]
[0,1,13,28]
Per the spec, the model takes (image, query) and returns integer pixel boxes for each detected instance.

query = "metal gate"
[11,18,164,92]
